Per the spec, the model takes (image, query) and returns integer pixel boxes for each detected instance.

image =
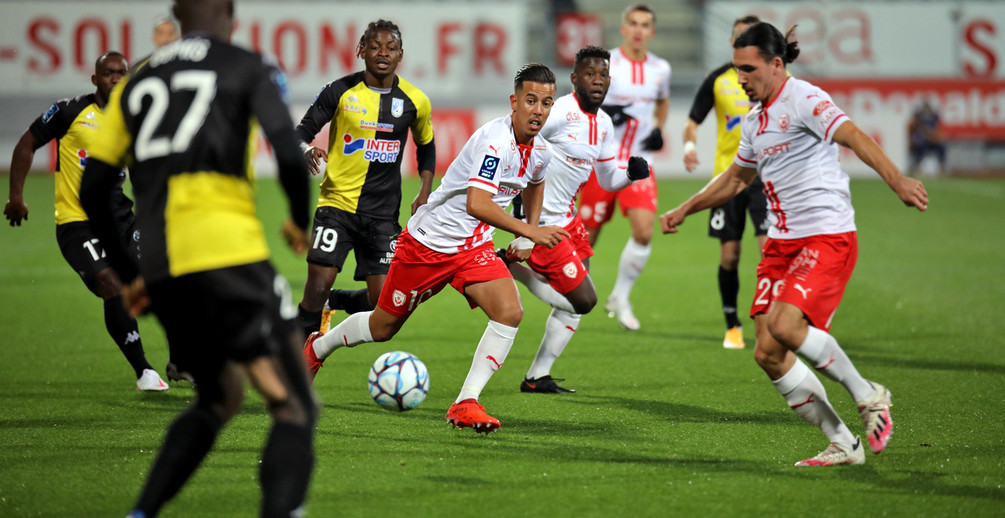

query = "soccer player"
[578,4,670,331]
[79,0,318,514]
[660,22,928,466]
[682,15,767,349]
[505,46,650,393]
[4,52,168,392]
[304,64,569,433]
[293,19,435,338]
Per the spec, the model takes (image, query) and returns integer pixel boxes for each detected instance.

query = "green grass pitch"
[1,174,1002,517]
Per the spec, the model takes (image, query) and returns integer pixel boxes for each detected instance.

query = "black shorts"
[56,221,140,296]
[147,262,300,392]
[306,206,400,280]
[708,177,769,241]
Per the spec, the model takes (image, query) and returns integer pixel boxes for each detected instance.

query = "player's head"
[510,64,556,144]
[357,19,403,85]
[571,46,611,113]
[172,0,234,40]
[620,4,656,53]
[732,22,799,103]
[730,15,760,44]
[153,15,180,48]
[92,51,127,105]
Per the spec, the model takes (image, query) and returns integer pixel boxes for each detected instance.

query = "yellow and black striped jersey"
[296,72,434,221]
[687,63,756,175]
[87,34,309,283]
[29,93,133,226]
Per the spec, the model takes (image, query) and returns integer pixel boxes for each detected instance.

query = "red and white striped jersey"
[407,114,551,253]
[605,47,671,164]
[537,92,625,227]
[735,77,855,240]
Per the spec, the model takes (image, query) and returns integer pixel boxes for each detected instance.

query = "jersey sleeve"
[88,86,133,168]
[28,98,75,147]
[688,64,727,124]
[409,91,435,146]
[734,116,758,168]
[798,87,849,144]
[594,117,629,191]
[466,136,508,194]
[295,80,344,144]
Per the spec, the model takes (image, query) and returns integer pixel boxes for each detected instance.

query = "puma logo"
[794,283,812,299]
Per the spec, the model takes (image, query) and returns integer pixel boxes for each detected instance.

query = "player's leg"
[57,223,163,389]
[605,174,658,331]
[326,218,398,318]
[577,170,615,248]
[297,208,353,336]
[710,194,747,349]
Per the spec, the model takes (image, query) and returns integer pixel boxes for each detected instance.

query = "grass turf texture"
[1,174,1002,517]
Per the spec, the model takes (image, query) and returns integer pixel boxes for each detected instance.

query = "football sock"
[260,422,314,518]
[104,296,152,378]
[796,326,875,402]
[773,360,856,447]
[718,266,742,329]
[327,288,372,314]
[296,305,322,338]
[456,320,518,402]
[609,237,650,303]
[508,263,576,313]
[134,406,222,516]
[314,311,373,360]
[526,309,580,380]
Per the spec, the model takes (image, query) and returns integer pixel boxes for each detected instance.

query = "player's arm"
[410,97,437,214]
[294,82,341,175]
[4,130,42,226]
[683,69,715,173]
[682,119,700,173]
[832,121,928,211]
[641,97,669,151]
[659,163,757,234]
[465,187,568,249]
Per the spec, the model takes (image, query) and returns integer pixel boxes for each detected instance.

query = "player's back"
[94,35,290,281]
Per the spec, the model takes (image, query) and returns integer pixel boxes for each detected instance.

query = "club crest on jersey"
[391,97,404,118]
[478,155,500,180]
[41,103,59,123]
[778,114,790,132]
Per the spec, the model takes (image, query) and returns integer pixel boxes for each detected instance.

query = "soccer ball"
[367,351,429,411]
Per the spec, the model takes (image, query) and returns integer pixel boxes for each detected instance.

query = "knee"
[766,312,800,349]
[571,291,597,315]
[369,320,399,343]
[632,230,653,246]
[496,304,523,328]
[93,269,122,299]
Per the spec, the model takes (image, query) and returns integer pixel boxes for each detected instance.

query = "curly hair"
[356,19,402,58]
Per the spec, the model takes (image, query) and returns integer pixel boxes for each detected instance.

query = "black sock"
[260,422,314,518]
[718,266,742,329]
[296,305,322,337]
[104,296,152,378]
[327,288,373,314]
[135,406,222,516]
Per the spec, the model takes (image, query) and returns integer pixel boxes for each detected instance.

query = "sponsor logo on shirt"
[41,103,59,123]
[77,148,88,167]
[565,156,595,166]
[725,114,743,131]
[343,104,366,114]
[813,100,834,116]
[478,155,499,180]
[756,142,791,161]
[360,120,394,132]
[342,133,401,163]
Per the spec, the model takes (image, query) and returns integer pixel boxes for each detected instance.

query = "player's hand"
[528,225,570,249]
[641,128,664,151]
[627,156,650,181]
[894,175,929,211]
[505,236,534,262]
[683,149,699,173]
[601,104,629,127]
[281,219,309,255]
[4,199,28,226]
[660,208,686,234]
[304,146,328,176]
[411,191,430,215]
[122,277,151,318]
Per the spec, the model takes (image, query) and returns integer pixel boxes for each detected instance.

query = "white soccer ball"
[367,351,429,411]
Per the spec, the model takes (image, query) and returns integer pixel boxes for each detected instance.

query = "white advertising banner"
[705,1,1005,79]
[0,2,527,103]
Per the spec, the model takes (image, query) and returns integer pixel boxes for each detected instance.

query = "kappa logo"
[793,283,812,299]
[563,262,578,279]
[124,331,140,344]
[393,290,406,307]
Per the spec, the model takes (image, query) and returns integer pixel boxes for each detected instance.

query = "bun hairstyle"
[733,22,800,65]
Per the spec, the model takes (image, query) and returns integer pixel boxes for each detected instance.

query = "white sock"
[509,263,576,313]
[455,320,518,403]
[313,311,374,360]
[796,326,875,402]
[526,309,580,380]
[609,237,650,302]
[773,360,855,447]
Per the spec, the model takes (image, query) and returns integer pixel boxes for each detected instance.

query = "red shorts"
[377,229,511,318]
[577,168,658,229]
[526,215,593,294]
[750,232,858,331]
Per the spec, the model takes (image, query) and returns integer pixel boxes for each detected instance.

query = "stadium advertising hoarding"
[0,1,527,105]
